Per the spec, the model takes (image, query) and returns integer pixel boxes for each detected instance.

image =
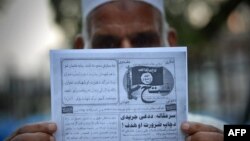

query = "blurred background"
[0,0,250,140]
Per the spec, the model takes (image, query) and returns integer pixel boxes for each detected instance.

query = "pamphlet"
[50,47,188,141]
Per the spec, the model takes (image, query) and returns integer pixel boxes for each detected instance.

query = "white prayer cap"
[82,0,165,19]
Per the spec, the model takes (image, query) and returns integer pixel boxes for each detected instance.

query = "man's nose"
[121,38,132,48]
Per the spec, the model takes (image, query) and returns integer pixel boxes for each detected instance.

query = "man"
[6,0,224,141]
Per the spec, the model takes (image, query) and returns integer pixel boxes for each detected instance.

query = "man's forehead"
[87,1,162,36]
[82,0,164,20]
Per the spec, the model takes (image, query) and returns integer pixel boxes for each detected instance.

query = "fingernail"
[49,123,56,131]
[50,136,55,141]
[182,122,190,130]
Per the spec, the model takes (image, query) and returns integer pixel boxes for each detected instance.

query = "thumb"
[181,121,223,135]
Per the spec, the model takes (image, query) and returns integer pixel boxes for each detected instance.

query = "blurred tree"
[202,0,248,38]
[0,0,10,12]
[50,0,81,46]
[166,0,249,45]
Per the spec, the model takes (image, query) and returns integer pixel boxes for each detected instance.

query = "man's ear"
[167,28,177,47]
[74,34,85,49]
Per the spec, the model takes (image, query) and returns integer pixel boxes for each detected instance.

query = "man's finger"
[16,122,57,135]
[10,132,55,141]
[181,121,223,135]
[187,131,223,141]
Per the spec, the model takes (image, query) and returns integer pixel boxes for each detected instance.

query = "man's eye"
[131,33,161,47]
[92,36,120,49]
[93,41,119,49]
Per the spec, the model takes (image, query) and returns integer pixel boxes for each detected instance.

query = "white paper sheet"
[50,47,188,141]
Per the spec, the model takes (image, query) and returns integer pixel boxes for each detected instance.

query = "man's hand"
[5,122,57,141]
[181,121,224,141]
